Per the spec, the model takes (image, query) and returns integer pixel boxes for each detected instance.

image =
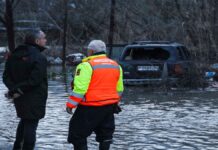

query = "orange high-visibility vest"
[80,56,120,106]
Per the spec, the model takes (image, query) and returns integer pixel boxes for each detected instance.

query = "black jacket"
[3,44,48,119]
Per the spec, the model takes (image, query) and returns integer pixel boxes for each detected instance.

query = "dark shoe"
[13,147,22,150]
[22,143,35,150]
[99,141,111,150]
[13,141,23,150]
[74,145,88,150]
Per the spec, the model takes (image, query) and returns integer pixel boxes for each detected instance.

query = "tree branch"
[174,0,186,20]
[40,9,63,32]
[12,0,21,10]
[0,15,6,26]
[0,9,3,15]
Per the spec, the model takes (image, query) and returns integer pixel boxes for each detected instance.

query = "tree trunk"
[108,0,115,58]
[5,0,15,52]
[174,0,198,47]
[213,0,218,46]
[62,0,68,67]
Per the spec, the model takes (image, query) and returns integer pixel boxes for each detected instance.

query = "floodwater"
[0,65,218,150]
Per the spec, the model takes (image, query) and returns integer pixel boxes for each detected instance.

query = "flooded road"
[0,65,218,150]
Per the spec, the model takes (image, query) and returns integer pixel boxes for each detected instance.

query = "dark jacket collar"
[25,43,46,52]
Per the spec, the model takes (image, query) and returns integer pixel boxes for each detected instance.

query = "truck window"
[123,47,170,61]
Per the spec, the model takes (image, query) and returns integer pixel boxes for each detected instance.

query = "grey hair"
[25,29,42,44]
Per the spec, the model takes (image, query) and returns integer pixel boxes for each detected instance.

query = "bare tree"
[108,0,115,57]
[62,0,68,66]
[173,0,218,62]
[1,0,218,63]
[0,0,21,51]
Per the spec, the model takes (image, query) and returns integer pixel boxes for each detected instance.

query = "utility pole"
[0,0,16,52]
[108,0,115,58]
[62,0,68,67]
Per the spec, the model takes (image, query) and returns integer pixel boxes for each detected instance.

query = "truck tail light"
[174,64,184,75]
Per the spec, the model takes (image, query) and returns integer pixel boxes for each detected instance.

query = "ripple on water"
[0,66,218,149]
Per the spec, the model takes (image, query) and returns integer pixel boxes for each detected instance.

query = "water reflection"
[0,65,218,150]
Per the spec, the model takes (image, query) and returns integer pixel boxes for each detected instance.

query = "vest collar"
[82,54,106,62]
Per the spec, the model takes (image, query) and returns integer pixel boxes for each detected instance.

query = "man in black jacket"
[3,30,48,150]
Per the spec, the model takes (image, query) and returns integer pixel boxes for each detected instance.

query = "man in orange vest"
[66,40,124,150]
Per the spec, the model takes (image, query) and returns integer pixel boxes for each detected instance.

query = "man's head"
[25,30,47,47]
[87,40,106,56]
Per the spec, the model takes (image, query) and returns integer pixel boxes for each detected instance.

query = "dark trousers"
[13,119,39,150]
[68,105,115,149]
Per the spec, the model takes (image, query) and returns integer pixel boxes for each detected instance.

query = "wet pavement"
[0,64,218,150]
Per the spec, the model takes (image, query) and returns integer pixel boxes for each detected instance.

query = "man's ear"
[87,49,94,56]
[35,39,39,45]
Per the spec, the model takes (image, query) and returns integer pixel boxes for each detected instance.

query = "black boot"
[22,142,35,150]
[99,141,111,150]
[74,145,88,150]
[13,141,23,150]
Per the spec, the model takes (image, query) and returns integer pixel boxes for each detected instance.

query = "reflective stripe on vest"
[92,64,120,70]
[67,92,85,107]
[70,91,84,99]
[67,98,79,106]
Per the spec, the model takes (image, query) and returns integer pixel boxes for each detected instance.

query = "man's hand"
[5,92,14,103]
[12,93,21,99]
[5,91,21,99]
[7,88,23,99]
[5,91,12,99]
[113,104,122,114]
[66,107,73,114]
